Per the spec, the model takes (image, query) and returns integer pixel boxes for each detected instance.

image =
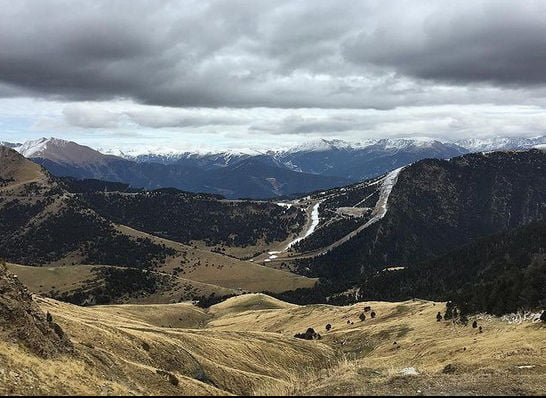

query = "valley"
[0,144,544,396]
[2,2,546,396]
[1,275,544,395]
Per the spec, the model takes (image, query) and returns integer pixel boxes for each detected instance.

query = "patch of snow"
[360,167,404,229]
[399,367,419,375]
[276,202,292,209]
[457,136,546,152]
[286,201,322,249]
[17,137,52,158]
[285,138,358,153]
[500,312,543,324]
[383,266,406,272]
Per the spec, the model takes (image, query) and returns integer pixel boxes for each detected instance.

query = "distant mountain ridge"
[95,135,546,181]
[7,137,348,199]
[4,135,545,198]
[0,141,21,149]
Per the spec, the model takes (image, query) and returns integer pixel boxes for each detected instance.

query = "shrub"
[294,327,321,340]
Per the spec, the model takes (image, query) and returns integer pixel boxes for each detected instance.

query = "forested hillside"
[359,220,546,315]
[295,150,545,281]
[77,191,305,247]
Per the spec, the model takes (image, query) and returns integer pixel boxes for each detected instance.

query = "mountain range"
[3,135,545,199]
[1,142,543,316]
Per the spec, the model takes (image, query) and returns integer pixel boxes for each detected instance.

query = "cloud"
[0,0,544,111]
[63,104,120,128]
[342,1,546,86]
[125,108,247,128]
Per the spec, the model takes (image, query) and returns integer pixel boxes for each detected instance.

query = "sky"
[1,0,545,152]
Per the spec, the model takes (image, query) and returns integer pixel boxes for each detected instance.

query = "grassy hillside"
[6,263,237,305]
[0,147,317,299]
[1,289,544,395]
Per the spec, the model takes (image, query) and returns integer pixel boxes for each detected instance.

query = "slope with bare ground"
[0,147,317,299]
[1,282,544,396]
[6,263,238,305]
[116,224,317,293]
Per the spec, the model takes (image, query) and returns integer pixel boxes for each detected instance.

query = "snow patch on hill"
[286,201,322,249]
[363,166,404,227]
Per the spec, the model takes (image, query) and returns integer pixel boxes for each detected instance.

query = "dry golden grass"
[0,293,544,396]
[117,224,317,293]
[7,263,237,304]
[0,146,45,188]
[6,263,96,295]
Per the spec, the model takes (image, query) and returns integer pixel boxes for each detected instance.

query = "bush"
[294,328,321,340]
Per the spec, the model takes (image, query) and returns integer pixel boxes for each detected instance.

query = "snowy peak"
[284,137,465,154]
[286,138,359,153]
[16,137,62,158]
[16,137,120,165]
[456,136,546,152]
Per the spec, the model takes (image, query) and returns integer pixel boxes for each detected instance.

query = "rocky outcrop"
[0,261,72,358]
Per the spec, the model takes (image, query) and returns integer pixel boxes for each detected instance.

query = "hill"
[0,280,544,395]
[0,261,72,359]
[0,146,317,301]
[358,220,546,315]
[293,150,545,282]
[252,150,546,315]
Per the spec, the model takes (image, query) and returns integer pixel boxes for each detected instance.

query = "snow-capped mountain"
[16,137,118,165]
[7,135,544,198]
[455,136,546,152]
[0,141,22,149]
[10,137,347,199]
[271,138,467,179]
[284,138,363,153]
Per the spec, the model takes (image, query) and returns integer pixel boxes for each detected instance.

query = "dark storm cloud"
[0,0,545,109]
[343,1,546,86]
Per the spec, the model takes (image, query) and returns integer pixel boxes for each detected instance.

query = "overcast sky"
[1,0,545,152]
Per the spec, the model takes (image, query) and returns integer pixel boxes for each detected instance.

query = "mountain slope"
[19,138,349,199]
[0,261,72,358]
[107,136,545,182]
[1,289,544,395]
[0,146,316,298]
[277,138,468,180]
[204,156,348,198]
[293,150,545,283]
[359,220,546,315]
[14,135,545,198]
